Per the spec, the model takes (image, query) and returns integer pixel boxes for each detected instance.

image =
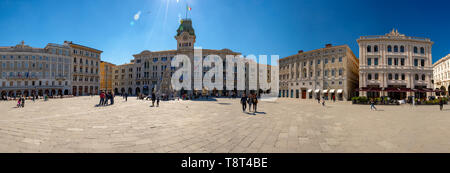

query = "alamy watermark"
[170,47,279,100]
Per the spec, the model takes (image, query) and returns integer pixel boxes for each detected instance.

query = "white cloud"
[134,11,141,21]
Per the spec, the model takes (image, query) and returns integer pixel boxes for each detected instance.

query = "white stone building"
[357,29,434,101]
[433,54,450,96]
[0,41,73,97]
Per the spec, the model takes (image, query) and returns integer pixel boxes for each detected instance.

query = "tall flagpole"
[186,3,188,19]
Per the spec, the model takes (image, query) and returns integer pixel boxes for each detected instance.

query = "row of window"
[281,68,344,80]
[73,49,100,58]
[280,57,343,70]
[73,66,98,74]
[73,76,99,82]
[1,72,68,79]
[367,45,426,54]
[50,48,70,56]
[367,73,427,81]
[1,80,68,87]
[2,62,68,70]
[366,58,426,67]
[73,57,99,66]
[1,55,70,63]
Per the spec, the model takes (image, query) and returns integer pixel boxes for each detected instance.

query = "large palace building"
[433,54,450,97]
[357,29,434,100]
[113,19,270,97]
[279,44,359,101]
[0,41,73,97]
[65,41,103,96]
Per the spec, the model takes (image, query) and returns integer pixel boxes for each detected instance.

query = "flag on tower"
[188,6,192,11]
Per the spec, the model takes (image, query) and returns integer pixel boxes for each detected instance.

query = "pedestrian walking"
[322,98,325,107]
[333,95,336,102]
[439,97,444,111]
[240,94,247,112]
[370,98,377,111]
[125,93,128,102]
[317,97,320,104]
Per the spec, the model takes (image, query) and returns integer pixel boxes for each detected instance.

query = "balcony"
[5,76,39,80]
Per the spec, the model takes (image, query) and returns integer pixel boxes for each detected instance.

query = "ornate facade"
[433,54,450,96]
[357,29,434,100]
[112,19,269,97]
[0,41,72,97]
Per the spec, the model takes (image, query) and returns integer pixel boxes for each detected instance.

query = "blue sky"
[0,0,449,65]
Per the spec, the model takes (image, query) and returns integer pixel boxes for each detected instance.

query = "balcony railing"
[360,35,430,42]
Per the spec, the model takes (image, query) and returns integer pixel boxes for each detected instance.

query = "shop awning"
[314,89,320,93]
[329,89,335,93]
[323,89,328,93]
[337,89,343,93]
[307,89,312,93]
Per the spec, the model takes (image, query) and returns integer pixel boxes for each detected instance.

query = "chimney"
[325,44,332,48]
[298,50,304,54]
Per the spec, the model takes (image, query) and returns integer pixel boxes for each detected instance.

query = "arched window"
[395,74,399,80]
[388,73,393,80]
[394,45,398,52]
[374,45,378,52]
[367,45,372,52]
[422,74,426,80]
[415,74,419,80]
[387,45,392,52]
[400,46,405,52]
[420,47,425,54]
[414,47,418,53]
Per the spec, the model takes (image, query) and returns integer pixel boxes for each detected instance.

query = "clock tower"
[175,19,196,50]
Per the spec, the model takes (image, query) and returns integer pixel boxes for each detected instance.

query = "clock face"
[183,36,188,41]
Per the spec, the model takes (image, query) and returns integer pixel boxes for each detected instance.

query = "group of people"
[16,97,25,108]
[150,92,160,107]
[240,93,259,113]
[99,92,114,106]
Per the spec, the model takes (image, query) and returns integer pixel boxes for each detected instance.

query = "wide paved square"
[0,96,449,153]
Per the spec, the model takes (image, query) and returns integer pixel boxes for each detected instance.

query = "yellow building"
[100,61,115,93]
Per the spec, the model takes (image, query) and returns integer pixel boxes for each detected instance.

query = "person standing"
[157,96,160,107]
[111,92,115,105]
[247,94,253,112]
[17,98,21,108]
[333,95,336,102]
[370,98,377,111]
[439,97,444,111]
[21,97,25,108]
[105,92,109,106]
[253,94,258,112]
[125,93,128,102]
[322,98,325,107]
[151,92,156,107]
[240,94,247,112]
[99,92,105,106]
